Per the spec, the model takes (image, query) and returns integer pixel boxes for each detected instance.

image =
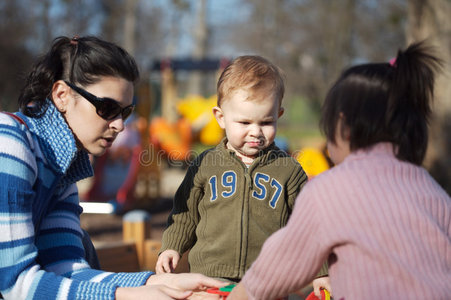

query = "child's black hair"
[18,35,139,117]
[320,41,442,165]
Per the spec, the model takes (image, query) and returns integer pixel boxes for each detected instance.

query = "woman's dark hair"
[320,41,442,165]
[18,35,139,116]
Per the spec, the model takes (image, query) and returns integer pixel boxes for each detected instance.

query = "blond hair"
[217,55,285,107]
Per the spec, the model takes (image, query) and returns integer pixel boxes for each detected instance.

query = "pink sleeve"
[242,182,329,299]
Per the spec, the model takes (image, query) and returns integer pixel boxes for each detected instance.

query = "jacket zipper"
[232,154,254,278]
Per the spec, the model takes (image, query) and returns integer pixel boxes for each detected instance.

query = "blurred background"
[1,0,450,286]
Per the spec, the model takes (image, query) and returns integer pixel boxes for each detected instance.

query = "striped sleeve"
[0,116,40,298]
[38,183,153,288]
[0,116,152,299]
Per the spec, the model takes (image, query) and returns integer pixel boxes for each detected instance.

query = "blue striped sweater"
[0,102,152,299]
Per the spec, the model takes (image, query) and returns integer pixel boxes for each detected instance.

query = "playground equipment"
[80,111,161,213]
[149,93,224,161]
[80,58,229,212]
[296,146,332,179]
[148,58,228,160]
[81,115,142,210]
[149,116,192,161]
[176,94,223,145]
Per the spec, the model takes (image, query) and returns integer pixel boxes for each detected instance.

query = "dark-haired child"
[229,42,451,300]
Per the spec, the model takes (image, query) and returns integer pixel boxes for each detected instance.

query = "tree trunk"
[186,0,208,96]
[123,0,138,56]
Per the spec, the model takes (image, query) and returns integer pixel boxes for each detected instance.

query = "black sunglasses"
[64,81,134,121]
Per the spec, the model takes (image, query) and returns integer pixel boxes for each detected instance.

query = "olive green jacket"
[161,139,326,279]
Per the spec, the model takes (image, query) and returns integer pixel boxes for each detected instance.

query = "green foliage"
[278,95,325,151]
[283,95,320,127]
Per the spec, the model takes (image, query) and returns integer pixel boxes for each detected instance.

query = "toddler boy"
[156,56,327,282]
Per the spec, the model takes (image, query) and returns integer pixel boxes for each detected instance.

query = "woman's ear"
[212,106,225,129]
[338,112,350,140]
[51,80,70,113]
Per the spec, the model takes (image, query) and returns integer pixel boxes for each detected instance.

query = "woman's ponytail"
[18,37,72,116]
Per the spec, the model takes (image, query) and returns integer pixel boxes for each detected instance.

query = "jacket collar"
[18,100,93,184]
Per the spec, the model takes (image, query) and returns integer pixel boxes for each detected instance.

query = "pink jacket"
[242,143,451,300]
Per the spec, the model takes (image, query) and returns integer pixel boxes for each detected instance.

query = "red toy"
[207,283,302,300]
[207,284,236,299]
[305,288,331,300]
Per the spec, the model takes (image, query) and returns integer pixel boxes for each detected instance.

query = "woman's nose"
[110,117,125,132]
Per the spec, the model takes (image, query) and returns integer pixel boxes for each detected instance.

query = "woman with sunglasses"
[0,35,225,299]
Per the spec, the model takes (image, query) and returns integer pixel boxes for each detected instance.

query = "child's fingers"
[155,259,165,274]
[312,277,332,298]
[156,251,179,273]
[163,257,173,273]
[313,286,322,298]
[156,256,170,274]
[171,255,179,270]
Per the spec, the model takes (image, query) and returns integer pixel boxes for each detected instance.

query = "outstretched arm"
[230,183,330,300]
[0,116,151,299]
[116,273,227,300]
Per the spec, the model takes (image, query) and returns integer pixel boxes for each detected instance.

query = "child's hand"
[156,249,181,274]
[312,276,332,298]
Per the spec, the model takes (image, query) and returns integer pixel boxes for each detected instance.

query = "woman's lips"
[102,137,115,148]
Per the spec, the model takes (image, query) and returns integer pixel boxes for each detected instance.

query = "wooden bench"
[95,239,189,273]
[95,241,140,272]
[94,210,189,273]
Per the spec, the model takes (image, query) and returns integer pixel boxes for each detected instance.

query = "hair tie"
[70,35,80,45]
[389,57,397,67]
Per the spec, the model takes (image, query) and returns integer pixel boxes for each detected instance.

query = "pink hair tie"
[389,57,397,67]
[70,35,80,45]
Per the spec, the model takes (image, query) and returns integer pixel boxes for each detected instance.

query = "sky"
[32,0,252,59]
[152,0,251,57]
